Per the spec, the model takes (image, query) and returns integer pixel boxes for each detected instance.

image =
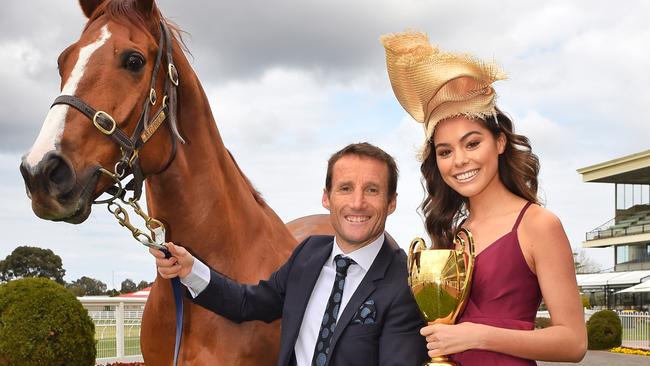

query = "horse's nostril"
[43,152,76,196]
[48,156,68,185]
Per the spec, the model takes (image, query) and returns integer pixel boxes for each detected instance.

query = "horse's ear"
[79,0,105,18]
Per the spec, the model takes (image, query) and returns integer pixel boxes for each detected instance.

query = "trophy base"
[423,356,458,366]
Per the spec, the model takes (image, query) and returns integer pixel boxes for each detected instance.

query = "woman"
[381,32,587,365]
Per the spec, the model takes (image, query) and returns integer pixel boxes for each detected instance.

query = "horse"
[19,0,333,364]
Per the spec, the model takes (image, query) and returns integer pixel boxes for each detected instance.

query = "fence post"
[116,301,125,358]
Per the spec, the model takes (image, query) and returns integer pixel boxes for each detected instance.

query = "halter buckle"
[149,89,157,105]
[93,111,117,135]
[168,64,179,86]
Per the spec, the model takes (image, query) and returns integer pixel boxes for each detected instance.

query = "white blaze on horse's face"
[24,25,112,169]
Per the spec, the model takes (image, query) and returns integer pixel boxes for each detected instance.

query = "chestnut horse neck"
[142,27,296,276]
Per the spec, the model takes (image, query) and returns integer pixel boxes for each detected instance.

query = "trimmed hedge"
[534,317,552,329]
[587,309,622,350]
[0,277,96,366]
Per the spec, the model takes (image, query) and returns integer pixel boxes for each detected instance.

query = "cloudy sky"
[1,0,648,289]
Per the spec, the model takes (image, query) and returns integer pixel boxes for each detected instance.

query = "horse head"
[20,0,182,224]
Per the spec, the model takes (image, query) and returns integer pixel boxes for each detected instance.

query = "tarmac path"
[537,350,648,366]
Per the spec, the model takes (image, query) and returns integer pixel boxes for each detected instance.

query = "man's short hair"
[325,142,398,197]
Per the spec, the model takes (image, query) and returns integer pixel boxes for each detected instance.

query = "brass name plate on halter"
[141,108,167,143]
[407,228,476,366]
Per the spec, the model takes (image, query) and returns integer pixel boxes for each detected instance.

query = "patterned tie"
[312,254,356,366]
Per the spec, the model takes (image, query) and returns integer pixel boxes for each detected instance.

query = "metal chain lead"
[98,167,166,250]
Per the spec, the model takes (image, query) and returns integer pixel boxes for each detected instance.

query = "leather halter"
[51,21,180,203]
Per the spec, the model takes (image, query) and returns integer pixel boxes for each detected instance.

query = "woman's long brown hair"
[420,109,540,247]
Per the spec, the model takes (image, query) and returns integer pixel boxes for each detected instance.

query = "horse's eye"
[125,53,145,71]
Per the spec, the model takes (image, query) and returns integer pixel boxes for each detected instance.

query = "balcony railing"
[586,222,650,241]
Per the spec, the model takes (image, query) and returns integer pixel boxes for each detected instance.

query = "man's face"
[322,154,397,253]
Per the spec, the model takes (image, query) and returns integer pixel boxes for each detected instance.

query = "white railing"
[88,305,648,359]
[618,311,650,350]
[539,310,650,350]
[79,297,146,365]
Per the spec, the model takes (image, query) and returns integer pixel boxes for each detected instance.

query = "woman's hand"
[148,242,194,279]
[420,322,483,358]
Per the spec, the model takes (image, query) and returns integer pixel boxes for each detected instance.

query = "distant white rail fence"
[617,311,650,350]
[538,310,650,350]
[79,296,146,365]
[83,305,647,364]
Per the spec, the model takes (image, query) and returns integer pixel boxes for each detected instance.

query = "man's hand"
[149,242,194,279]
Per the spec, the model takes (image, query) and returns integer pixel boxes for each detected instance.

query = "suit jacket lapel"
[326,236,398,363]
[284,238,333,356]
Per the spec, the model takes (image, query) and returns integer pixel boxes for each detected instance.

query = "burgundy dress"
[451,202,542,366]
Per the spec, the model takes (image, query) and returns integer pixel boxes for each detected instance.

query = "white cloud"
[515,110,571,157]
[205,68,332,147]
[0,40,61,150]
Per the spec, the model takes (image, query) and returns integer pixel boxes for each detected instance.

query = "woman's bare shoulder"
[522,203,563,232]
[519,204,569,254]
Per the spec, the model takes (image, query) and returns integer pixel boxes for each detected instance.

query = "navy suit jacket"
[192,235,428,366]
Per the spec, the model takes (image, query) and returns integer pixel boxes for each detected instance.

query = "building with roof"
[578,149,650,310]
[577,271,650,310]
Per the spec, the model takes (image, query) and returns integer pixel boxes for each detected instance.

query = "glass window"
[616,184,650,210]
[616,244,650,265]
[616,245,628,264]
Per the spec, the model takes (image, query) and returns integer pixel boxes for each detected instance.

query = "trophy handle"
[453,227,475,256]
[452,227,476,323]
[407,237,426,273]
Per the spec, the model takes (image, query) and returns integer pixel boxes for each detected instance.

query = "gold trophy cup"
[408,228,476,366]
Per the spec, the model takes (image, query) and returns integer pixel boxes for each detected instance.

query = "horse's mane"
[85,0,186,51]
[226,150,266,206]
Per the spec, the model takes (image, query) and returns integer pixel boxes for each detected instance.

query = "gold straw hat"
[380,31,506,141]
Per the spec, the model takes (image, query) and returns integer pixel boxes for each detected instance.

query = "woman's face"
[432,116,505,198]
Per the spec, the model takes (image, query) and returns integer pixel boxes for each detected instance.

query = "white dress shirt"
[180,233,385,366]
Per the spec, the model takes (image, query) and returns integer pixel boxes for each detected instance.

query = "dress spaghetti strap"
[511,201,533,232]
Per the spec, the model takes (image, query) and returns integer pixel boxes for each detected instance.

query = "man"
[151,142,428,366]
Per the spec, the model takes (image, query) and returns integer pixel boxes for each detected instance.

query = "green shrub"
[0,277,96,366]
[581,294,590,309]
[535,317,552,329]
[587,309,622,350]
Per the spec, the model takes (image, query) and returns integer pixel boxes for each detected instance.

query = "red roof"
[117,287,151,298]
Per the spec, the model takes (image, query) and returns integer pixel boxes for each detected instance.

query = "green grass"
[96,336,141,358]
[622,325,650,341]
[94,324,142,358]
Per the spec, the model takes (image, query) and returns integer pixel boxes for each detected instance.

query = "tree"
[105,289,120,297]
[66,276,107,297]
[137,280,152,290]
[573,248,602,274]
[0,246,65,284]
[120,278,137,294]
